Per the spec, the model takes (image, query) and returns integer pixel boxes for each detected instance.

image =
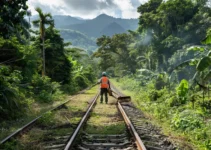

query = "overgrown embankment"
[1,86,99,149]
[111,78,211,150]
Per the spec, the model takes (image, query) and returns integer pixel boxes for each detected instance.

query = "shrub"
[37,111,54,126]
[0,66,28,120]
[171,110,203,131]
[31,74,61,103]
[167,95,180,107]
[198,100,211,113]
[74,74,89,89]
[176,79,189,104]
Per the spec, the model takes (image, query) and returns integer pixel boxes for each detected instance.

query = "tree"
[32,7,54,76]
[44,27,72,84]
[0,0,28,38]
[94,33,137,75]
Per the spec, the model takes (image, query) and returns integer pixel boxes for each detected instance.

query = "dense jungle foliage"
[1,0,211,149]
[94,0,211,149]
[0,1,98,121]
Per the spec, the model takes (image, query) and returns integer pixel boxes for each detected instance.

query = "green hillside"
[100,22,126,36]
[59,29,97,51]
[63,14,138,37]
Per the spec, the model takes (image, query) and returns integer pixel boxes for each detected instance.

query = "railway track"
[0,84,177,150]
[0,85,98,149]
[111,86,177,150]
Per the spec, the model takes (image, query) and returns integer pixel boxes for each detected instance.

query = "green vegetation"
[1,0,211,149]
[0,2,98,141]
[93,0,211,149]
[0,86,98,149]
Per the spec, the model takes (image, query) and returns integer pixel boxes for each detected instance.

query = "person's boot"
[105,97,108,104]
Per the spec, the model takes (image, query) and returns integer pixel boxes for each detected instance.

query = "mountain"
[30,14,139,51]
[59,29,97,51]
[30,15,85,28]
[100,22,126,36]
[62,14,138,37]
[53,15,85,28]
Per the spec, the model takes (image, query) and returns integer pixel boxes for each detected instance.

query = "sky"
[27,0,149,19]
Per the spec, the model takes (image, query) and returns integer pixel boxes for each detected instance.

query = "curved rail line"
[0,84,97,145]
[112,85,176,150]
[111,85,147,150]
[64,85,147,150]
[1,84,173,150]
[117,102,147,150]
[64,92,100,150]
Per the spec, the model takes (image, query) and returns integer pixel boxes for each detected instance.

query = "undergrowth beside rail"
[111,78,211,150]
[0,86,99,149]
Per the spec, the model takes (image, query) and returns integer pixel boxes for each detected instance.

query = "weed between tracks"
[84,95,126,134]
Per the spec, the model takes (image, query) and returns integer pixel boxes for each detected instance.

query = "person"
[99,72,110,104]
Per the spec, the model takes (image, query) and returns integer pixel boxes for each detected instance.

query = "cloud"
[27,0,149,19]
[27,0,67,15]
[61,0,118,18]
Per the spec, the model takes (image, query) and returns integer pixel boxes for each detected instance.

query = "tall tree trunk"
[42,37,45,76]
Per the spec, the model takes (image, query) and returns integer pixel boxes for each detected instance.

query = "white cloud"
[27,0,148,19]
[138,0,149,3]
[113,0,140,18]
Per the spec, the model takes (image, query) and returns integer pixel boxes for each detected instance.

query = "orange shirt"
[100,76,109,88]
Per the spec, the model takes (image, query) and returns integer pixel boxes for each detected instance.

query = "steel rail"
[111,84,147,150]
[64,92,100,150]
[117,102,147,150]
[0,84,97,145]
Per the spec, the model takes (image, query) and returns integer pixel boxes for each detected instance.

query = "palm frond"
[171,59,197,73]
[44,13,52,18]
[35,7,44,18]
[32,20,40,27]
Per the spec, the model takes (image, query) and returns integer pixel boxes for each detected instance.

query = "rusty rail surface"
[0,84,97,145]
[64,92,100,150]
[117,102,147,150]
[111,84,147,150]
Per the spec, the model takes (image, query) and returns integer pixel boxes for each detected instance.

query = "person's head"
[102,72,107,76]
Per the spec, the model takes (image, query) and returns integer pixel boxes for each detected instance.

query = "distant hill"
[53,15,85,28]
[61,14,138,37]
[59,29,97,51]
[30,14,138,51]
[31,15,85,28]
[100,22,126,36]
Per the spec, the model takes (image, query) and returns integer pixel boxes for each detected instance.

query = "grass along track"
[71,88,136,150]
[1,83,179,150]
[0,86,99,150]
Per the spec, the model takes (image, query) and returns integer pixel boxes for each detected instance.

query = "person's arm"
[97,78,102,84]
[108,79,111,89]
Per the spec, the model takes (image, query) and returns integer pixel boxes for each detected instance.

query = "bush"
[31,74,62,103]
[198,100,211,113]
[74,74,89,89]
[37,111,54,126]
[171,110,203,131]
[167,95,180,107]
[0,66,28,120]
[61,83,78,94]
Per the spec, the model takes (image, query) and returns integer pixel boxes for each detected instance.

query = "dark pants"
[100,88,108,103]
